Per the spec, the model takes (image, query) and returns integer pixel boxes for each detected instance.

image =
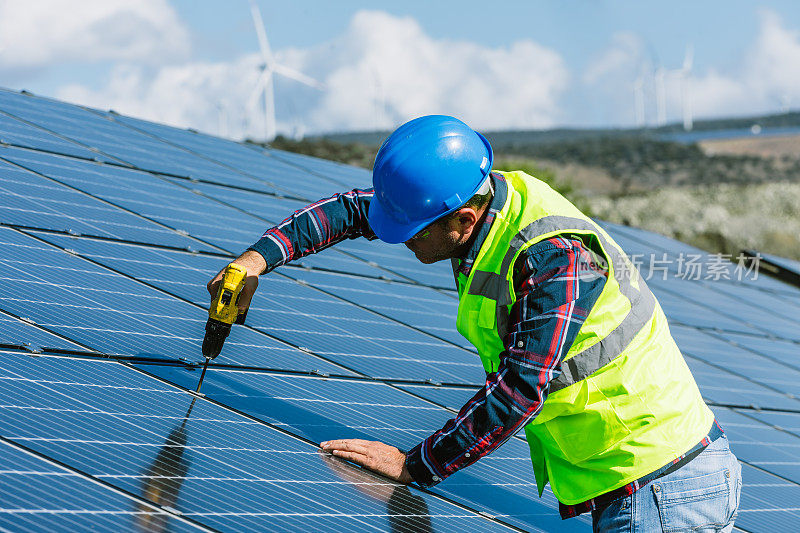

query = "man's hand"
[207,250,266,314]
[320,439,413,484]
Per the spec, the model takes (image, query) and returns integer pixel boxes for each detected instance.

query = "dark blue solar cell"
[686,356,800,411]
[284,268,470,350]
[0,313,84,351]
[744,410,800,439]
[0,145,275,254]
[0,88,286,194]
[670,325,800,399]
[336,237,458,289]
[648,277,800,341]
[0,156,203,250]
[170,179,309,222]
[0,109,111,161]
[599,219,799,296]
[288,247,411,282]
[736,462,800,532]
[1,229,348,374]
[27,231,473,381]
[0,352,518,532]
[710,279,800,319]
[720,332,800,371]
[262,146,372,188]
[397,384,481,411]
[110,113,348,200]
[135,364,589,532]
[0,441,201,532]
[652,287,761,334]
[714,406,800,484]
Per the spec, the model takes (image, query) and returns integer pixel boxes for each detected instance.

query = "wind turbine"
[633,70,646,128]
[655,66,667,127]
[247,0,323,141]
[678,45,693,131]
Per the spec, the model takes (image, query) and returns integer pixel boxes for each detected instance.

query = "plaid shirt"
[248,173,711,519]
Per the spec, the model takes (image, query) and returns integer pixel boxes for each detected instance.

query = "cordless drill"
[196,263,248,392]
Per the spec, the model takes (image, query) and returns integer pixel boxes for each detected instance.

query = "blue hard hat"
[368,115,493,244]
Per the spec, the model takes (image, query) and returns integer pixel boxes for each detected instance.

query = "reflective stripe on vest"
[467,215,656,392]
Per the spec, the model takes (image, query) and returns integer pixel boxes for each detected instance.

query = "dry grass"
[588,182,800,260]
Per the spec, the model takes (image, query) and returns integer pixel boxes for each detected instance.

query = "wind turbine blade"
[273,64,324,89]
[249,0,274,63]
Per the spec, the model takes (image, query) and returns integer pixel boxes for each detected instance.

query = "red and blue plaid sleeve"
[405,235,608,487]
[247,188,376,272]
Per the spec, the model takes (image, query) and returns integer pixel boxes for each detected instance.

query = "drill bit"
[195,357,211,393]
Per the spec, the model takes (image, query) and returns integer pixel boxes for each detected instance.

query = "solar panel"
[281,268,469,349]
[598,219,799,296]
[3,87,800,532]
[109,113,355,198]
[0,311,84,352]
[0,351,520,532]
[0,144,274,254]
[0,156,205,251]
[714,406,800,485]
[335,237,458,289]
[130,364,590,532]
[0,109,108,162]
[736,462,800,531]
[670,325,800,402]
[0,440,202,532]
[0,89,294,196]
[23,230,482,383]
[1,228,351,374]
[258,145,373,188]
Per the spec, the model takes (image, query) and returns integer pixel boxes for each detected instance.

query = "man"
[208,115,741,532]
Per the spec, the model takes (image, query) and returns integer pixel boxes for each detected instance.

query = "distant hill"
[313,110,800,146]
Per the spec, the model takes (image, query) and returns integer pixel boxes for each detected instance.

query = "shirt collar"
[454,172,507,277]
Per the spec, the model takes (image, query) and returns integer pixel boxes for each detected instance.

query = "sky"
[2,0,799,140]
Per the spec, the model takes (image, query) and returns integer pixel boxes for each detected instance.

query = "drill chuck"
[202,318,232,359]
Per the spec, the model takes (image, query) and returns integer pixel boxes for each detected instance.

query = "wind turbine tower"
[655,66,667,127]
[679,45,694,131]
[633,70,646,128]
[247,0,323,141]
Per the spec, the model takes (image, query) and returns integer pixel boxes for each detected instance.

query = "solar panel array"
[1,87,798,532]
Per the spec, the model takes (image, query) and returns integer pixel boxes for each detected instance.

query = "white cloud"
[581,9,800,126]
[287,11,568,132]
[687,9,800,119]
[54,10,569,138]
[582,32,644,85]
[0,0,190,70]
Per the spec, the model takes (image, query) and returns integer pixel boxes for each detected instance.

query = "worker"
[208,115,741,532]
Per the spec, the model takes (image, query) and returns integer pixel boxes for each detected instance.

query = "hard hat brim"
[368,193,433,244]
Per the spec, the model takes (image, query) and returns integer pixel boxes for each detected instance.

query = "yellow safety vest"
[454,170,713,504]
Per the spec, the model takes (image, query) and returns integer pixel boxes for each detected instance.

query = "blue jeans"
[592,434,742,532]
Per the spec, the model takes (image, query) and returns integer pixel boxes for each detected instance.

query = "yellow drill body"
[197,263,248,392]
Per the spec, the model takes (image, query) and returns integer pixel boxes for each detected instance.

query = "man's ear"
[455,207,479,234]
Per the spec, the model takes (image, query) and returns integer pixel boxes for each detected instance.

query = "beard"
[406,231,462,264]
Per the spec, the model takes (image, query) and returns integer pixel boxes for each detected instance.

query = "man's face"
[404,217,463,264]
